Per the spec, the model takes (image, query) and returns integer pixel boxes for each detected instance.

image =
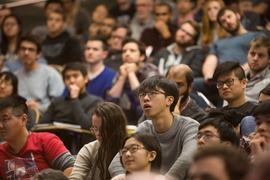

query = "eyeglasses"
[120,144,145,156]
[179,28,194,38]
[90,126,101,134]
[19,47,37,53]
[138,90,166,100]
[216,78,238,89]
[195,132,220,140]
[0,114,23,125]
[0,80,12,86]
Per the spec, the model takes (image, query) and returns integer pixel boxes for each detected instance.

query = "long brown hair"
[93,102,128,180]
[202,0,227,43]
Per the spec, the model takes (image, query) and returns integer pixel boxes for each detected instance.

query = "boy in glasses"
[109,75,199,180]
[206,61,257,135]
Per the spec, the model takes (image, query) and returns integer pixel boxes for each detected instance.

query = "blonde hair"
[202,0,227,43]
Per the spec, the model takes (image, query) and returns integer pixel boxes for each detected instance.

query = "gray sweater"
[109,114,199,180]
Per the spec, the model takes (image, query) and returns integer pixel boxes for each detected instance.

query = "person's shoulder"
[104,66,116,74]
[85,93,103,102]
[29,132,61,144]
[137,120,153,129]
[174,114,200,126]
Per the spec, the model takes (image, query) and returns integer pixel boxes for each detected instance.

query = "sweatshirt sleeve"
[108,153,126,178]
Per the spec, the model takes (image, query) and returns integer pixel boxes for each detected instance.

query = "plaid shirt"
[239,132,254,160]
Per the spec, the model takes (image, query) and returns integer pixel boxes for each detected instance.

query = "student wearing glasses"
[196,117,240,149]
[112,132,163,179]
[109,75,199,180]
[69,102,128,180]
[206,61,257,135]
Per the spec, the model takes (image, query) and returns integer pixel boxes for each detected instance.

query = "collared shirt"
[245,66,270,103]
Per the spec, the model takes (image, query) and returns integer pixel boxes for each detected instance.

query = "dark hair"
[34,168,68,180]
[199,118,240,146]
[138,75,180,112]
[87,36,108,51]
[0,95,28,116]
[17,34,42,53]
[48,9,66,22]
[180,20,201,44]
[93,102,128,180]
[62,61,88,79]
[253,100,270,117]
[193,145,250,180]
[122,38,146,61]
[249,36,270,57]
[217,7,238,26]
[155,2,172,13]
[165,65,194,87]
[213,61,245,81]
[44,0,64,10]
[112,23,132,37]
[0,71,18,96]
[259,84,270,97]
[0,14,23,55]
[223,0,239,6]
[120,132,162,174]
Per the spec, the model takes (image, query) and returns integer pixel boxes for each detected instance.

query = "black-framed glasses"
[179,28,194,38]
[0,114,23,125]
[138,90,166,100]
[216,78,237,89]
[120,144,145,156]
[90,126,101,134]
[195,132,220,140]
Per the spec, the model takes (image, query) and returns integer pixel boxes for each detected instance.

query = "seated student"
[258,84,270,103]
[40,62,102,129]
[206,61,257,134]
[111,132,163,180]
[249,100,270,163]
[189,145,250,180]
[0,95,75,179]
[69,102,127,180]
[196,117,240,149]
[176,0,195,26]
[34,169,68,180]
[109,75,199,180]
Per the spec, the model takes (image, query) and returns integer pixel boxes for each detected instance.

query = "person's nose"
[257,122,267,133]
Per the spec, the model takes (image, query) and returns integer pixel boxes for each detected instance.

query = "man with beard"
[152,20,205,77]
[193,7,264,107]
[245,36,270,103]
[140,2,177,57]
[138,64,206,124]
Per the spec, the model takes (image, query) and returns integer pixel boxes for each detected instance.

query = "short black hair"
[213,61,245,81]
[62,62,88,78]
[259,84,270,97]
[253,100,270,117]
[0,95,28,116]
[0,72,18,96]
[48,9,66,22]
[44,0,64,10]
[138,75,179,112]
[193,145,250,180]
[155,2,172,13]
[112,23,132,37]
[34,169,68,180]
[199,118,240,147]
[17,34,42,53]
[87,36,108,51]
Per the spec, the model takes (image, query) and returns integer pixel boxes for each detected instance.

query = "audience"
[0,7,12,43]
[15,34,65,113]
[98,16,117,43]
[112,132,163,180]
[107,38,159,124]
[0,95,75,179]
[153,20,205,77]
[176,0,195,26]
[140,2,177,57]
[196,117,240,149]
[110,0,136,23]
[69,102,127,180]
[42,10,83,66]
[200,0,227,54]
[189,145,250,180]
[34,169,68,180]
[0,14,22,61]
[104,23,132,71]
[109,75,199,180]
[245,36,270,103]
[130,0,155,40]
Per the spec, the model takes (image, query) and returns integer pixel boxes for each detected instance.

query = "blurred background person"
[110,0,136,23]
[0,6,12,43]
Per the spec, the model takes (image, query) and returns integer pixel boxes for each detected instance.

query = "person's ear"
[21,114,28,126]
[242,78,247,89]
[166,96,174,106]
[148,151,157,162]
[222,141,232,147]
[83,75,89,84]
[102,50,109,59]
[188,83,194,93]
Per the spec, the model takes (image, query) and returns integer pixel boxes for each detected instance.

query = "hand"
[88,23,99,36]
[250,133,269,162]
[155,21,171,38]
[172,95,183,115]
[69,84,80,99]
[26,100,40,109]
[204,76,214,86]
[119,64,128,77]
[126,63,139,74]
